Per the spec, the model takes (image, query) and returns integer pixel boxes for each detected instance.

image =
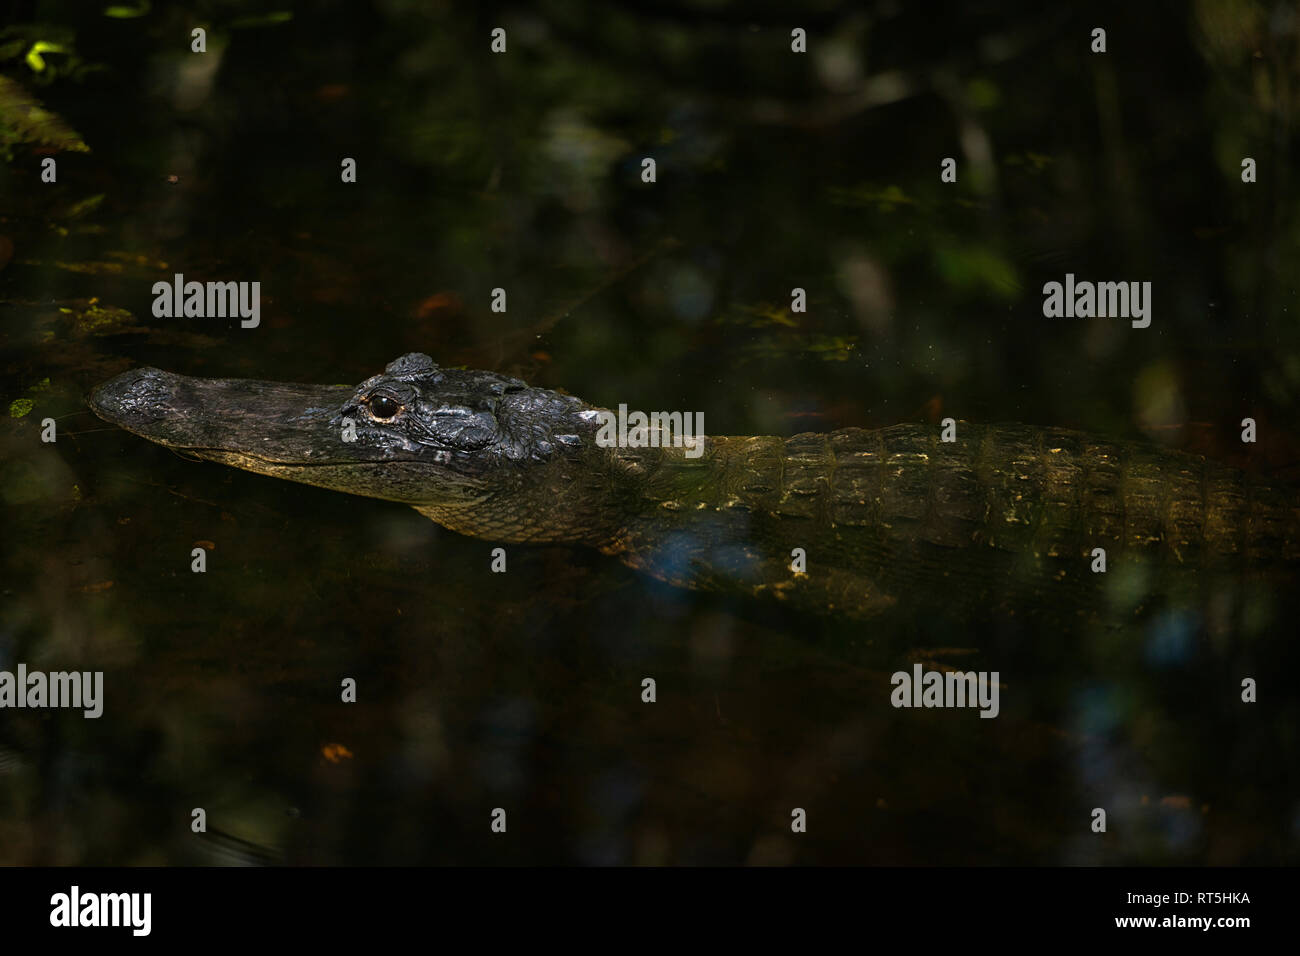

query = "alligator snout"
[89,365,361,462]
[88,367,178,428]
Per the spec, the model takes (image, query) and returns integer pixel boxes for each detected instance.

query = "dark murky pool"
[2,1,1299,864]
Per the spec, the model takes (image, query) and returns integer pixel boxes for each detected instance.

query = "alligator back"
[603,423,1300,619]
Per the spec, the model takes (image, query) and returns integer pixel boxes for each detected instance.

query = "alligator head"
[88,353,600,526]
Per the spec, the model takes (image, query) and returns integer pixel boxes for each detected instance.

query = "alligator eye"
[366,394,401,420]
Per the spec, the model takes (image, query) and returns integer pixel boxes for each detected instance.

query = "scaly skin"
[89,353,1300,619]
[593,424,1299,617]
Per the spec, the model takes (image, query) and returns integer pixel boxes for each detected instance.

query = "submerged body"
[89,353,1300,619]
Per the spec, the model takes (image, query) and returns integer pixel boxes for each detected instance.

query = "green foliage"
[0,75,89,159]
[25,41,68,72]
[0,26,100,85]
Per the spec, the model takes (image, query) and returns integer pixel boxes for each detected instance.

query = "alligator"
[89,352,1300,620]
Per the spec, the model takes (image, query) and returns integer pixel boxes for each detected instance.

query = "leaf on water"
[229,12,293,29]
[739,333,858,363]
[103,1,151,17]
[321,743,353,763]
[805,335,858,359]
[0,75,89,153]
[6,375,52,418]
[22,259,121,274]
[828,183,915,211]
[78,579,120,594]
[64,193,105,218]
[72,301,135,335]
[105,249,169,269]
[1005,151,1053,173]
[717,301,802,329]
[45,298,138,334]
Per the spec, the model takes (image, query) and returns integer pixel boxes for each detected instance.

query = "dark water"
[1,1,1299,864]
